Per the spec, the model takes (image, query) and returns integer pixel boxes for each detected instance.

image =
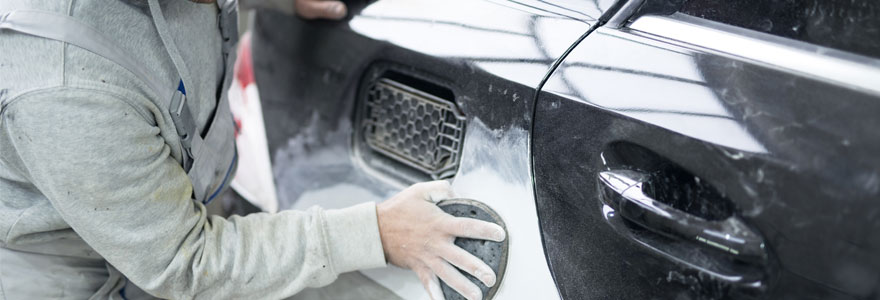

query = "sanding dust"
[274,116,559,299]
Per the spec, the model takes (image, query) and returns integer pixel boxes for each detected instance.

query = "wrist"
[323,202,387,272]
[376,201,393,263]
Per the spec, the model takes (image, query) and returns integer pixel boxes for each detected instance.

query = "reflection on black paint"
[681,0,880,58]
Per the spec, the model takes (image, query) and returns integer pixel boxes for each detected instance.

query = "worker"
[0,0,505,299]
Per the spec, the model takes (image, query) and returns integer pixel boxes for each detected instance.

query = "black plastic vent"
[361,77,465,179]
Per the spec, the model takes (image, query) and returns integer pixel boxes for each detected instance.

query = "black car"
[246,0,880,299]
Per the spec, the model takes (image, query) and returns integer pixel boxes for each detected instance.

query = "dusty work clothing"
[0,0,386,299]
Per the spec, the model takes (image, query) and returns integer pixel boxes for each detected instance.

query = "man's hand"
[377,181,507,300]
[234,0,348,20]
[295,0,347,20]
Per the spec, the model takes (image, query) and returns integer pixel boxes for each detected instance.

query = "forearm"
[140,203,386,299]
[4,90,385,298]
[239,0,348,20]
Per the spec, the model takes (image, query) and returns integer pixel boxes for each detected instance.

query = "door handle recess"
[599,170,766,264]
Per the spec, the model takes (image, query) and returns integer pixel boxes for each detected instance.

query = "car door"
[532,0,880,299]
[248,0,613,299]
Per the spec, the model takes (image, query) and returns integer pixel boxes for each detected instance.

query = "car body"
[247,0,880,299]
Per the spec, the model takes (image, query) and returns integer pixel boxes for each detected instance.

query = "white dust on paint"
[273,113,397,210]
[273,115,559,299]
[273,114,426,299]
[451,118,559,300]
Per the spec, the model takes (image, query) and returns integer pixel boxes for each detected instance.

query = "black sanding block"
[437,198,509,300]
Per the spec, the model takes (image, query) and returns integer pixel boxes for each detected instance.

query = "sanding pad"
[437,198,509,300]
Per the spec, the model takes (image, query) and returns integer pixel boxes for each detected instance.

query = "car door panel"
[533,10,880,300]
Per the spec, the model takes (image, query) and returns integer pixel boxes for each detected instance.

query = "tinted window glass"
[680,0,880,59]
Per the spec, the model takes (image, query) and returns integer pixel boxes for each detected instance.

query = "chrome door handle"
[599,170,766,264]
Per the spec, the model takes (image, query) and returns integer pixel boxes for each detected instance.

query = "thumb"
[416,180,456,203]
[296,0,347,20]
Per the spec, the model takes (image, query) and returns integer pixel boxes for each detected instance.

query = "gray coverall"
[0,0,392,298]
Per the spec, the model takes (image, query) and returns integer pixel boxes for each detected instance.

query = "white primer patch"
[451,118,559,300]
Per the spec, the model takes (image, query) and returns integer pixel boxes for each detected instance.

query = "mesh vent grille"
[362,78,465,179]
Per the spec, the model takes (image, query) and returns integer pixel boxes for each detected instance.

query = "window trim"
[626,12,880,96]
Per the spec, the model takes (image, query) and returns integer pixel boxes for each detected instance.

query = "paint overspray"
[273,112,398,210]
[273,115,558,299]
[273,113,427,299]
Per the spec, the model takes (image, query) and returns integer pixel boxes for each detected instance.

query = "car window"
[679,0,880,59]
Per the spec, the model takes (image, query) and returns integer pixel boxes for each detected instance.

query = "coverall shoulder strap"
[0,10,173,102]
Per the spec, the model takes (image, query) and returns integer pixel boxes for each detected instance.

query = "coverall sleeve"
[1,88,387,299]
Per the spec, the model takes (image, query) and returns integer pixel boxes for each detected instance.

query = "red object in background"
[235,34,255,88]
[228,32,279,213]
[232,34,254,138]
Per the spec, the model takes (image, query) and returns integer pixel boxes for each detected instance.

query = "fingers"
[427,258,483,300]
[437,243,496,287]
[445,217,506,242]
[412,180,456,203]
[295,0,347,20]
[415,265,445,300]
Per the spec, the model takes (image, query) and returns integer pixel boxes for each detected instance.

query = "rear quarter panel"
[250,0,604,298]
